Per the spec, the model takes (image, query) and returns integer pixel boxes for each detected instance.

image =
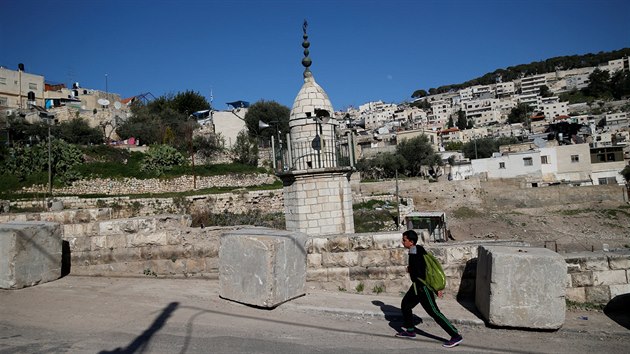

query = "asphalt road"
[1,277,628,354]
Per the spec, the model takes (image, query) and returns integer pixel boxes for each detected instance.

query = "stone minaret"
[277,21,355,236]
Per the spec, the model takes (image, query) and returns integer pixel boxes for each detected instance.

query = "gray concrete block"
[219,228,308,308]
[476,245,567,329]
[0,222,62,289]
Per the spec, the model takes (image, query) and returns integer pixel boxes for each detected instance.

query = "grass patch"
[452,206,481,218]
[372,284,385,294]
[192,210,285,229]
[355,282,364,293]
[566,300,605,311]
[353,209,397,233]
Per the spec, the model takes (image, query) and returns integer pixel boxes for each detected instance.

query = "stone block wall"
[564,251,630,303]
[65,214,240,278]
[19,174,278,195]
[305,232,527,296]
[10,190,285,218]
[2,208,627,304]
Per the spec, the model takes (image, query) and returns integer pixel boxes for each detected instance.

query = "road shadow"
[604,293,630,330]
[371,300,445,341]
[98,301,179,354]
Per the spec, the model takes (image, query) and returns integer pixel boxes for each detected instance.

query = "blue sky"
[1,0,628,111]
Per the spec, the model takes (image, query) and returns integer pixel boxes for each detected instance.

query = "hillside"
[420,47,630,95]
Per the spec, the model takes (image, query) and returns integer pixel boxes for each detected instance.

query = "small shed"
[405,211,447,242]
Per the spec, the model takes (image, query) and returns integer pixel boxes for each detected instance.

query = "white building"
[495,82,515,98]
[0,65,45,111]
[359,101,397,129]
[540,100,569,121]
[472,150,542,181]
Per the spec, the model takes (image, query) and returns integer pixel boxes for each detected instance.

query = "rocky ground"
[446,200,630,252]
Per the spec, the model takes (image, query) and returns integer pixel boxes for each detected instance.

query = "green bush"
[140,145,187,176]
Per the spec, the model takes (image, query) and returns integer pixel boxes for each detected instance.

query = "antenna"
[114,101,122,110]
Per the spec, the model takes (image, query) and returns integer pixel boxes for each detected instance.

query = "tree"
[507,103,533,125]
[461,136,519,159]
[0,139,83,185]
[244,100,290,143]
[232,130,258,166]
[620,165,630,184]
[411,89,428,99]
[57,118,102,145]
[610,70,630,100]
[410,99,430,110]
[456,110,468,130]
[444,141,463,151]
[396,135,442,177]
[447,116,454,129]
[585,68,612,98]
[170,90,211,115]
[356,152,406,180]
[193,133,225,160]
[117,90,210,149]
[539,85,553,98]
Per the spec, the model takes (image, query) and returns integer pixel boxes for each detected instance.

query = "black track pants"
[400,282,459,337]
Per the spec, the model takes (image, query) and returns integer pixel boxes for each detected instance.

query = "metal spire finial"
[301,19,312,78]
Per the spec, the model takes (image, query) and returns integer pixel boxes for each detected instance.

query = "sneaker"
[395,330,416,339]
[442,334,463,348]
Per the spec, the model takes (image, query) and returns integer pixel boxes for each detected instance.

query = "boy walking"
[396,230,463,348]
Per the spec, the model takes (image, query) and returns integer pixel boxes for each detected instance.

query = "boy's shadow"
[372,300,446,342]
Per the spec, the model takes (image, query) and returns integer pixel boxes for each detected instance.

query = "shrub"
[140,145,186,176]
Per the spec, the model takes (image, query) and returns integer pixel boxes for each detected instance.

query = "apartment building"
[396,128,440,151]
[472,149,543,181]
[453,143,624,185]
[520,74,547,95]
[0,65,45,112]
[463,98,501,126]
[600,57,630,74]
[540,99,568,121]
[495,82,515,98]
[359,101,397,129]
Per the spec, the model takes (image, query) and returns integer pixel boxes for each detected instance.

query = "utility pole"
[396,169,401,231]
[48,120,52,196]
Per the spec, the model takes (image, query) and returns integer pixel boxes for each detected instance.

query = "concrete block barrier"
[0,221,62,289]
[476,245,567,329]
[219,228,308,308]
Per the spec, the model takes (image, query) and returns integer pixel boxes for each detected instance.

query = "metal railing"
[272,134,355,173]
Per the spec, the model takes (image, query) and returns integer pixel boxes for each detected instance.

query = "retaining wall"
[5,211,625,303]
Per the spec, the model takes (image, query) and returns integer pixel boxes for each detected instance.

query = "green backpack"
[418,253,446,292]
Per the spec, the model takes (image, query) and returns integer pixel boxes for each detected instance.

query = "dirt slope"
[446,201,630,252]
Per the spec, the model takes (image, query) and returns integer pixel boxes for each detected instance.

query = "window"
[29,83,37,90]
[0,77,6,85]
[499,162,505,169]
[571,155,579,163]
[0,96,7,106]
[523,157,533,166]
[541,156,549,164]
[598,177,617,185]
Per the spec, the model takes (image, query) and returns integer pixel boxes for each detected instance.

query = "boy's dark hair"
[402,229,418,244]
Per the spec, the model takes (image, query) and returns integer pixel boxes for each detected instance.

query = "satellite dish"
[258,120,271,129]
[114,101,122,109]
[97,98,110,106]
